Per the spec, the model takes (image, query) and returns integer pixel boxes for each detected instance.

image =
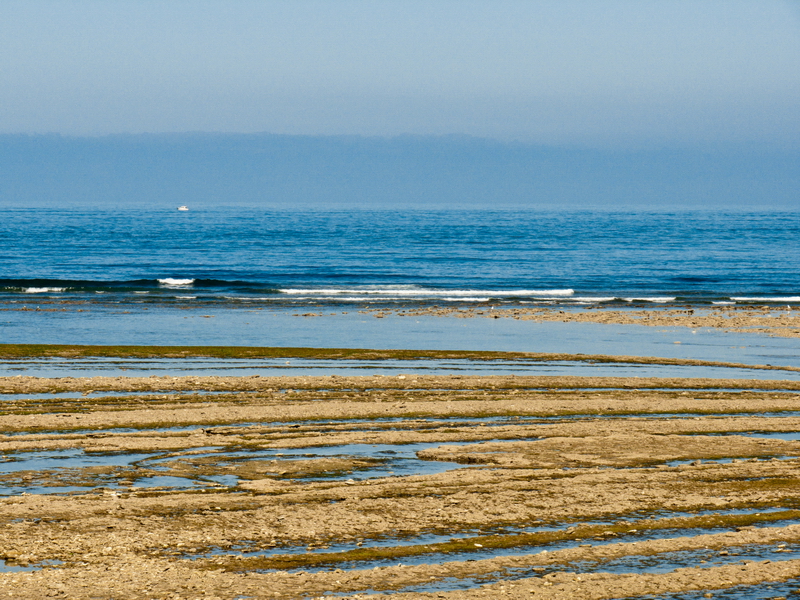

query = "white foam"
[293,296,384,302]
[278,288,575,298]
[731,297,800,303]
[158,278,195,287]
[221,297,270,301]
[570,297,617,303]
[712,301,735,305]
[623,297,676,303]
[176,296,197,299]
[24,287,65,293]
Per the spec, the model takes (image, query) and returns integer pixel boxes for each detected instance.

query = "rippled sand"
[3,370,800,598]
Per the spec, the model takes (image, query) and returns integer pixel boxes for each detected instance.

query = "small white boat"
[177,205,189,211]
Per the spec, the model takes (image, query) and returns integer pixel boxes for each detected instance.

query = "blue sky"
[2,1,799,148]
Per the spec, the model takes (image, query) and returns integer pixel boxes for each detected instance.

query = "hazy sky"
[2,1,799,147]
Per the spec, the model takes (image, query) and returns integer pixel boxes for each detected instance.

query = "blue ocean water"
[3,207,800,364]
[2,208,799,308]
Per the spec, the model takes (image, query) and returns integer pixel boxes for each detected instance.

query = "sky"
[1,0,799,148]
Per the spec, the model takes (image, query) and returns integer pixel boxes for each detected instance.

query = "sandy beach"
[2,358,800,598]
[363,305,800,338]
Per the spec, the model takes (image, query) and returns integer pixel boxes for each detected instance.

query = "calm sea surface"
[2,208,799,308]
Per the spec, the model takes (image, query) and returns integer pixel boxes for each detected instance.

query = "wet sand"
[3,369,800,598]
[365,305,800,338]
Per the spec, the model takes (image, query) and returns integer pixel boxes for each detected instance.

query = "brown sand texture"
[3,367,800,598]
[362,305,800,338]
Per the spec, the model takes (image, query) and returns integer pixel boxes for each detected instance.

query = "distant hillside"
[0,133,797,209]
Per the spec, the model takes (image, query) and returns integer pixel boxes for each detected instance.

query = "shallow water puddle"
[211,508,800,575]
[187,521,675,565]
[664,457,794,467]
[327,543,800,596]
[3,356,798,380]
[194,530,476,562]
[725,431,800,442]
[0,440,475,495]
[573,542,800,574]
[306,529,778,573]
[0,559,62,574]
[144,441,474,482]
[0,448,153,474]
[628,578,800,599]
[0,448,187,495]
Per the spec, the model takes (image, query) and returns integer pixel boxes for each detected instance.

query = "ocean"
[3,208,799,308]
[2,206,800,366]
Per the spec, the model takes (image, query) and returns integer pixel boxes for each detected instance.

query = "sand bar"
[2,353,800,598]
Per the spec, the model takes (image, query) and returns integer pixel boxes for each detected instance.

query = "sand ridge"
[362,305,800,338]
[2,373,800,597]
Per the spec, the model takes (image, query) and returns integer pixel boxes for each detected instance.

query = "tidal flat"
[3,347,800,598]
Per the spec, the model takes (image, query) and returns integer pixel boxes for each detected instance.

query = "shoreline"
[360,304,800,338]
[4,308,800,369]
[1,342,799,371]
